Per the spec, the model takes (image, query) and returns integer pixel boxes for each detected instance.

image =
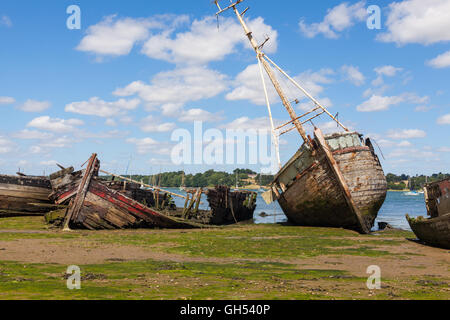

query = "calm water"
[165,189,426,231]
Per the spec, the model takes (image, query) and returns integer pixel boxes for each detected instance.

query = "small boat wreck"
[0,174,54,217]
[407,178,450,249]
[214,0,387,234]
[47,154,257,230]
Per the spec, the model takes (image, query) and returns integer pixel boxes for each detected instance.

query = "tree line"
[107,169,275,188]
[386,172,450,190]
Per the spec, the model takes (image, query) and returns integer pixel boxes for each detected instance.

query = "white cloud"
[363,85,389,98]
[140,115,176,133]
[341,65,365,86]
[0,136,15,154]
[397,140,412,147]
[77,14,277,65]
[148,158,172,166]
[226,64,334,107]
[12,129,54,140]
[0,96,15,105]
[374,65,403,77]
[119,116,133,124]
[220,117,273,131]
[17,160,29,168]
[294,69,335,99]
[357,92,428,112]
[142,16,277,65]
[372,65,403,86]
[356,95,404,112]
[177,108,223,123]
[226,64,277,106]
[40,160,58,166]
[299,1,366,39]
[127,137,172,155]
[17,99,51,112]
[297,97,333,112]
[437,147,450,152]
[402,92,429,105]
[27,116,84,133]
[0,15,12,28]
[387,129,427,140]
[76,130,128,140]
[388,148,438,160]
[437,114,450,125]
[30,136,75,154]
[369,138,412,148]
[311,120,350,134]
[427,50,450,69]
[77,15,185,58]
[65,97,140,117]
[40,137,74,148]
[105,118,117,126]
[114,66,228,113]
[29,146,43,154]
[377,0,450,45]
[414,105,433,112]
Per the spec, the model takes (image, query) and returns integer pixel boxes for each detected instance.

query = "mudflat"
[0,216,448,300]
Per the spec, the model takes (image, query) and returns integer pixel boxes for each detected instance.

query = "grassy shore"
[0,216,448,300]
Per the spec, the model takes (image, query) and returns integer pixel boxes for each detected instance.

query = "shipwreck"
[214,0,387,234]
[0,174,55,217]
[46,154,257,230]
[407,178,450,249]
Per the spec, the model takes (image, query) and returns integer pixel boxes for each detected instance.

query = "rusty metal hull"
[0,174,52,217]
[273,130,387,233]
[407,214,450,249]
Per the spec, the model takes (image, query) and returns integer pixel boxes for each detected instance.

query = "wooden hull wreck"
[406,178,450,249]
[265,129,387,234]
[48,154,257,230]
[205,186,256,225]
[0,174,53,217]
[49,154,204,230]
[212,1,387,234]
[101,182,257,225]
[406,214,450,249]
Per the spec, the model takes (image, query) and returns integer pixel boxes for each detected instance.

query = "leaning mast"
[214,0,349,150]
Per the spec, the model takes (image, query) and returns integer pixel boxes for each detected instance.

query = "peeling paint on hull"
[271,130,387,233]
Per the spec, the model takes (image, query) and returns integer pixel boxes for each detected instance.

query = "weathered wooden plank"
[315,128,369,234]
[0,187,50,201]
[407,213,450,249]
[63,154,98,230]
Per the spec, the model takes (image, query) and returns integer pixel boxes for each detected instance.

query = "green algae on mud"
[0,259,363,300]
[0,216,448,300]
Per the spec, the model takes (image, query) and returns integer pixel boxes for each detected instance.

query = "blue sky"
[0,0,449,176]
